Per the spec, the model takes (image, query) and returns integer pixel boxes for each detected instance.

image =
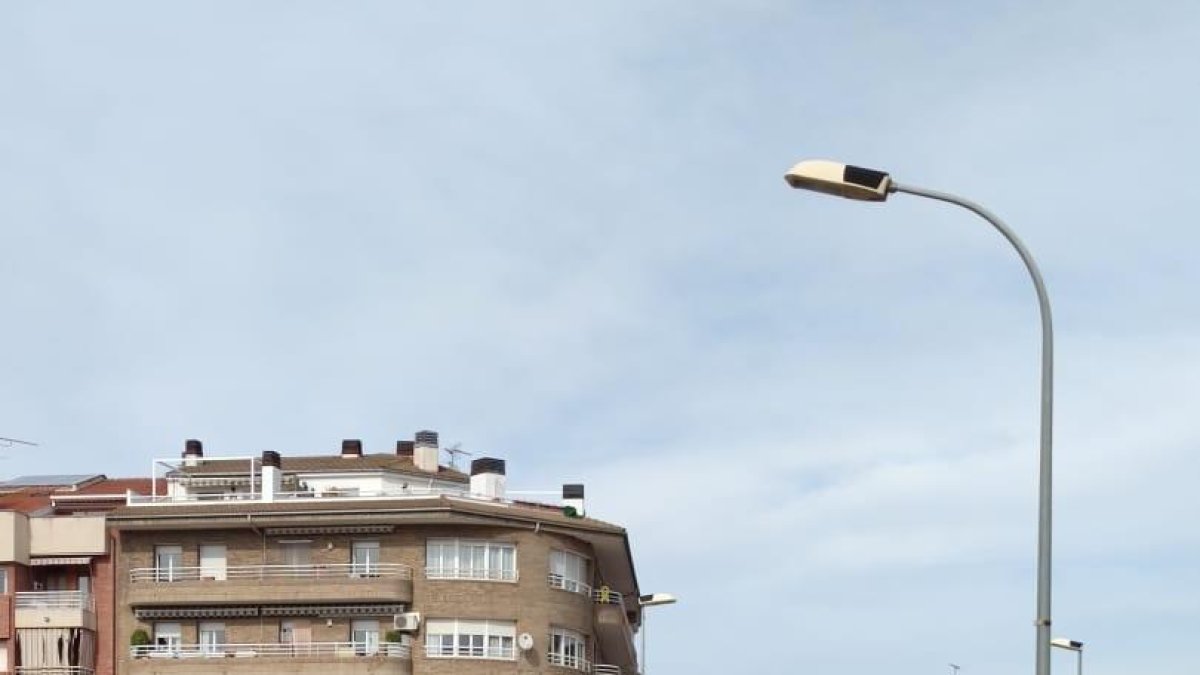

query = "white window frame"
[351,619,380,655]
[199,544,227,581]
[154,622,182,654]
[548,549,590,595]
[154,545,183,582]
[198,621,225,655]
[425,539,517,582]
[424,619,515,661]
[351,541,380,577]
[548,627,589,671]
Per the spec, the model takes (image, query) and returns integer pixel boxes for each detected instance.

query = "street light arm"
[890,180,1055,675]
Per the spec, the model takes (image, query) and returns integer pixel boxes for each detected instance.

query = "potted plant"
[384,630,405,657]
[130,629,151,658]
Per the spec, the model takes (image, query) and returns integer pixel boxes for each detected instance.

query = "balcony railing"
[129,563,412,583]
[129,642,410,660]
[128,486,472,505]
[423,644,516,660]
[15,591,95,611]
[424,566,518,582]
[547,573,591,596]
[592,665,623,675]
[15,668,95,675]
[547,652,592,671]
[591,587,625,608]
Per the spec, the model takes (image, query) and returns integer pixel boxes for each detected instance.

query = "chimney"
[396,440,415,458]
[413,430,439,473]
[261,451,282,502]
[470,458,507,501]
[341,439,363,459]
[182,439,203,467]
[562,484,585,517]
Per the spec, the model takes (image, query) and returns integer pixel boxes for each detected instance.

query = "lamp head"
[639,593,678,607]
[784,159,893,202]
[1050,638,1084,651]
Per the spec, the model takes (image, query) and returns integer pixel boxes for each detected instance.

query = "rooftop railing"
[14,590,95,611]
[129,642,410,660]
[592,665,623,675]
[128,562,412,583]
[127,486,473,506]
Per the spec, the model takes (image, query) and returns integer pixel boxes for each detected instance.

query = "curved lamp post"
[1051,638,1083,675]
[784,159,1054,675]
[638,593,677,675]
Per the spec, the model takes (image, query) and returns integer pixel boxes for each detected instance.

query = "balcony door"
[351,619,380,655]
[351,541,380,577]
[155,546,183,582]
[199,544,227,581]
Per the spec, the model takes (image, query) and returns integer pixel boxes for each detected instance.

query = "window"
[199,544,227,581]
[154,622,182,653]
[154,546,183,582]
[549,550,589,594]
[351,541,380,576]
[280,619,312,646]
[0,640,8,671]
[199,622,225,655]
[426,539,517,581]
[0,569,8,594]
[351,619,380,655]
[280,541,312,568]
[78,575,91,595]
[424,619,515,660]
[549,628,589,671]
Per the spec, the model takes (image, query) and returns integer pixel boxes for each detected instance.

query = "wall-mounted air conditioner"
[394,612,421,631]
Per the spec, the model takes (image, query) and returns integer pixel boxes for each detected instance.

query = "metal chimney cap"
[183,439,204,457]
[341,439,363,456]
[470,457,506,476]
[562,484,585,499]
[415,430,439,447]
[261,450,281,468]
[396,440,415,457]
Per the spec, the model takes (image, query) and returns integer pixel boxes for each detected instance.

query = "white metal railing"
[424,644,515,660]
[14,591,95,611]
[548,652,592,671]
[127,486,473,506]
[592,665,622,675]
[591,587,624,607]
[425,567,518,582]
[129,641,410,659]
[547,573,592,596]
[129,562,412,583]
[15,668,95,675]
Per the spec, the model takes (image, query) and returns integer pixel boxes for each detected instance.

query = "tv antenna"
[949,664,961,675]
[0,437,37,448]
[442,443,474,471]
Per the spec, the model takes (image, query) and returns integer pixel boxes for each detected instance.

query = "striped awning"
[261,604,405,617]
[29,556,92,566]
[264,525,393,536]
[135,606,259,619]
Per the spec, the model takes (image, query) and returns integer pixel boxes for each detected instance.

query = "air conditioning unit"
[393,612,421,631]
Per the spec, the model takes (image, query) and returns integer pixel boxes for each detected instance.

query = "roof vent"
[470,458,507,500]
[261,450,281,468]
[341,439,363,458]
[396,440,415,458]
[414,430,439,473]
[414,430,439,447]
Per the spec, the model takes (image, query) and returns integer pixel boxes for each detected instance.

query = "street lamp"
[638,593,677,675]
[784,159,1055,675]
[1051,638,1084,675]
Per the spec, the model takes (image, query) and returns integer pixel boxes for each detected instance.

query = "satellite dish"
[517,632,534,651]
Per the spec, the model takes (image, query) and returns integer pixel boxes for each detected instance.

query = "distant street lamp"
[1051,637,1084,675]
[638,593,677,674]
[949,663,961,675]
[784,159,1055,675]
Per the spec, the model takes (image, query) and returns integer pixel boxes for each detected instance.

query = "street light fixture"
[1051,638,1084,675]
[638,593,677,675]
[784,159,1055,675]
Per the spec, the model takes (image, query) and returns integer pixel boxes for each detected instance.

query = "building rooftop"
[0,474,105,489]
[173,453,468,482]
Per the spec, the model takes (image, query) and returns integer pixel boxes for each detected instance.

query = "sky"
[2,1,1199,673]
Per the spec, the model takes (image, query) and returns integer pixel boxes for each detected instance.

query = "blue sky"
[2,2,1199,673]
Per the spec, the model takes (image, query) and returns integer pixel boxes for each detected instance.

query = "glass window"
[0,569,8,594]
[154,546,183,582]
[549,550,589,594]
[352,541,380,576]
[424,619,515,660]
[549,628,588,670]
[425,539,517,581]
[154,622,182,654]
[199,545,227,581]
[351,619,380,655]
[280,541,312,569]
[199,622,225,655]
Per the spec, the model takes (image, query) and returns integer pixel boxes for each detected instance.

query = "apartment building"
[107,431,641,675]
[0,474,160,675]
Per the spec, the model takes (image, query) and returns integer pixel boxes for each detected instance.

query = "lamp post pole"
[638,593,677,675]
[1051,638,1083,675]
[783,160,1054,675]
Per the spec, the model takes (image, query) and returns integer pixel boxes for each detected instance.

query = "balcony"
[126,563,413,606]
[592,589,637,672]
[592,666,623,675]
[127,642,410,675]
[15,669,95,675]
[14,591,96,630]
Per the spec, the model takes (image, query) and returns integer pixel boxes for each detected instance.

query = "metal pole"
[640,611,648,675]
[891,182,1054,675]
[1077,649,1082,675]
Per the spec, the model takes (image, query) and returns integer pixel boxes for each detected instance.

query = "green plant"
[130,629,151,647]
[384,630,404,644]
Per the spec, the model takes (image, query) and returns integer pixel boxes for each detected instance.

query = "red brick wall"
[93,533,117,675]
